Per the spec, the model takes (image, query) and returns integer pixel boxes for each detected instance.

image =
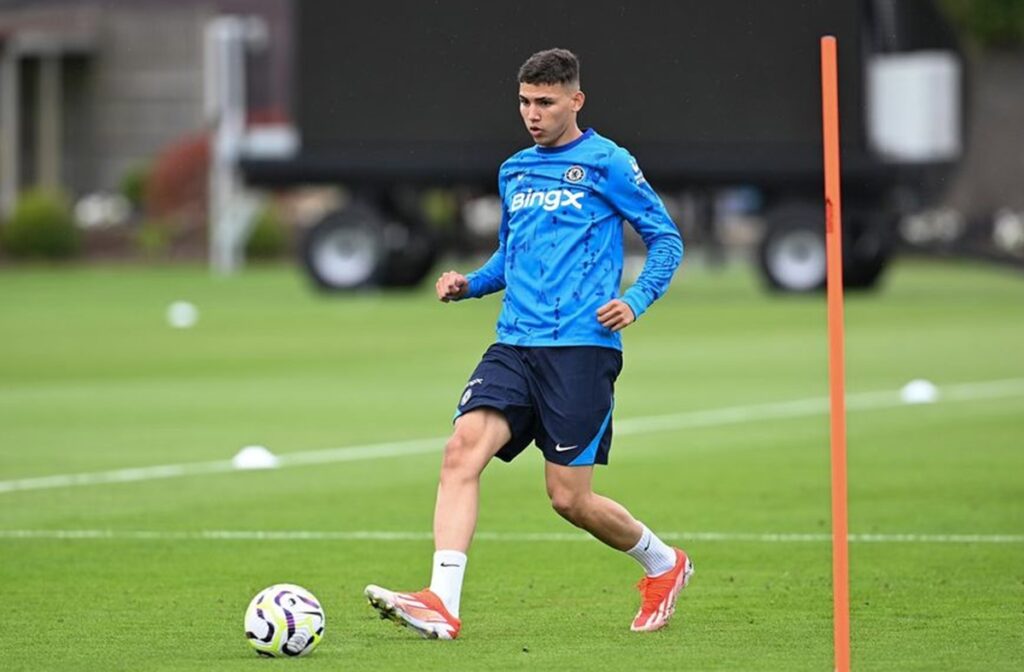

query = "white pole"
[206,16,265,275]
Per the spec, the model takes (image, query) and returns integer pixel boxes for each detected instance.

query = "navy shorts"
[453,344,623,466]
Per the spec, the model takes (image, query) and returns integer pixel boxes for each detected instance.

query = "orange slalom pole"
[821,35,850,672]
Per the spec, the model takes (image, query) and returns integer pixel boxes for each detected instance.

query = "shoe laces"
[636,575,671,611]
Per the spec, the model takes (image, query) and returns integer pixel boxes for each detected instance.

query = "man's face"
[518,82,584,147]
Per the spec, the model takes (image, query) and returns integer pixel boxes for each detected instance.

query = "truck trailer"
[242,0,964,292]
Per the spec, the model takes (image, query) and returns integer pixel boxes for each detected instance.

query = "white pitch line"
[0,529,1021,544]
[2,377,1023,496]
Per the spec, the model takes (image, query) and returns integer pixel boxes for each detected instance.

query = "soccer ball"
[244,584,325,657]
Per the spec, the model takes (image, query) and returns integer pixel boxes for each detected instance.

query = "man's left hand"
[596,299,635,332]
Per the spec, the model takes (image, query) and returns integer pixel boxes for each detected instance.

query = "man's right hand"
[436,270,469,302]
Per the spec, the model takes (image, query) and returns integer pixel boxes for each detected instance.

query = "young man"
[365,48,688,639]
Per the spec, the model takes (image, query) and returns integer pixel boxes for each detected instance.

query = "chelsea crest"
[564,165,586,183]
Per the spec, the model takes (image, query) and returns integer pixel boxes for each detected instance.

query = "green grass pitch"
[1,259,1022,670]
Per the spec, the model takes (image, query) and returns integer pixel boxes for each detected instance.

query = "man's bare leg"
[544,461,693,632]
[543,462,642,550]
[433,408,511,551]
[364,408,510,638]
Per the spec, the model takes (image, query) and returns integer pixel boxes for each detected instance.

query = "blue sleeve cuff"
[620,290,647,321]
[460,275,479,300]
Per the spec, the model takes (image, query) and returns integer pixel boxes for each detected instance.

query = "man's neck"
[546,125,583,148]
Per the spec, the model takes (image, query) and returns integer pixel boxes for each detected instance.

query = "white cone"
[166,301,199,329]
[900,379,939,404]
[232,445,280,470]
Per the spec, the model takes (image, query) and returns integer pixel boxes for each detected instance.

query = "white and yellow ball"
[244,584,325,657]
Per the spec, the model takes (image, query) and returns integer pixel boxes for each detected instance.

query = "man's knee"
[441,423,491,478]
[549,488,589,524]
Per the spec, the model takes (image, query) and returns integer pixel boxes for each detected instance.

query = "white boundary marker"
[0,529,1021,544]
[2,377,1023,496]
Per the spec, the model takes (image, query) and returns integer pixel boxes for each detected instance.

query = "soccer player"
[365,48,688,639]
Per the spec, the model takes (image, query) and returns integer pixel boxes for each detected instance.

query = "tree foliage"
[942,0,1024,48]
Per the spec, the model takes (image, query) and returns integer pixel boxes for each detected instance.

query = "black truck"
[243,0,965,292]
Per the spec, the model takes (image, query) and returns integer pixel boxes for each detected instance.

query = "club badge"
[564,165,586,183]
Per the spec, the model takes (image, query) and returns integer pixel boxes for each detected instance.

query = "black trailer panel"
[283,0,867,185]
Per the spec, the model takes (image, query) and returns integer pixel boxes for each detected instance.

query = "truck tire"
[377,219,438,288]
[842,209,892,289]
[301,205,385,290]
[758,203,827,292]
[301,204,438,291]
[758,202,893,292]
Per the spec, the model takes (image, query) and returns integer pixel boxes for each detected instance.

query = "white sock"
[429,550,467,618]
[626,524,677,577]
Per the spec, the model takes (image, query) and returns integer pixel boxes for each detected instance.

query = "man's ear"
[572,89,586,113]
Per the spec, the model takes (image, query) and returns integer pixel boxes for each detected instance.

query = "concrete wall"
[1,0,291,200]
[72,5,208,194]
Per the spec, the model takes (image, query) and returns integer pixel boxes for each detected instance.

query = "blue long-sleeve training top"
[462,128,683,350]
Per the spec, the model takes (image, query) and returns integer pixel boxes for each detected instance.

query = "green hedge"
[1,190,80,259]
[245,205,289,260]
[119,163,151,210]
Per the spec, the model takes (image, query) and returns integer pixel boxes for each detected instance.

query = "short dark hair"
[517,48,580,87]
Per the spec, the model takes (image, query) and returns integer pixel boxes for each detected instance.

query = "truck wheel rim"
[767,230,826,290]
[312,226,379,287]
